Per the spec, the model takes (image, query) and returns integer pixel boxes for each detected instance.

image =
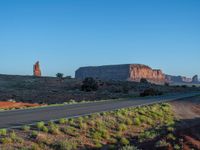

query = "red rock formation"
[129,64,165,84]
[33,61,41,77]
[75,64,165,84]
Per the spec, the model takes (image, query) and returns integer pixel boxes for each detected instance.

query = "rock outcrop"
[33,61,41,77]
[165,74,199,84]
[129,64,165,83]
[75,64,165,84]
[192,75,199,83]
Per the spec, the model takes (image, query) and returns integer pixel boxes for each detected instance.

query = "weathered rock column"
[33,61,41,77]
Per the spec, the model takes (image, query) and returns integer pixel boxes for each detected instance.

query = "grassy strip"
[0,103,175,150]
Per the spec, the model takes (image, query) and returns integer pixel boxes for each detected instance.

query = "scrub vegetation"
[0,103,178,150]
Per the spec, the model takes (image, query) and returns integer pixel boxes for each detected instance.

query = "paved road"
[0,92,199,128]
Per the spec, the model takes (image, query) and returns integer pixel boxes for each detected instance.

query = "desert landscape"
[0,0,200,150]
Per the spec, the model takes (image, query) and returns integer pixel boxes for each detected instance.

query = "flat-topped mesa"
[75,64,165,84]
[33,61,41,77]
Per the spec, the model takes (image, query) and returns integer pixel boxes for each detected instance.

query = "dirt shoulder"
[170,96,200,120]
[170,96,200,150]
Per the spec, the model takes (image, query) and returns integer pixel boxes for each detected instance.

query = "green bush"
[49,124,59,134]
[93,140,102,148]
[57,140,77,150]
[120,145,139,150]
[0,137,12,144]
[118,123,127,132]
[0,129,7,136]
[41,126,49,133]
[22,125,30,132]
[79,122,88,130]
[92,131,102,140]
[167,126,175,132]
[125,118,133,125]
[133,118,141,126]
[61,126,78,137]
[31,131,38,138]
[155,139,169,148]
[36,121,45,130]
[10,131,17,140]
[166,133,176,140]
[174,144,181,150]
[59,118,67,124]
[81,77,98,92]
[140,88,163,97]
[139,130,158,142]
[120,137,130,145]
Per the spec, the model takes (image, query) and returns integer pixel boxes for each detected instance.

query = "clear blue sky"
[0,0,199,77]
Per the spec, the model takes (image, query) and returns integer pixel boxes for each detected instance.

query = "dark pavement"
[0,92,199,128]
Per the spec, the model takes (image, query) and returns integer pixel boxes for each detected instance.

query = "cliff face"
[129,64,165,83]
[75,64,130,81]
[75,64,165,84]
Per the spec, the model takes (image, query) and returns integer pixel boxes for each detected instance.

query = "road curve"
[0,92,199,128]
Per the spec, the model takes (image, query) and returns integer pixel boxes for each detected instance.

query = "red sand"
[0,101,41,109]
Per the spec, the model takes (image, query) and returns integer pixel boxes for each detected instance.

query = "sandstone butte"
[33,61,41,77]
[75,64,165,84]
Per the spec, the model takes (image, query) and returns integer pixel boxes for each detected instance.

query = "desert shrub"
[146,118,154,125]
[79,122,88,130]
[155,139,169,148]
[120,145,139,150]
[59,118,67,124]
[68,118,74,125]
[120,137,130,145]
[0,137,12,144]
[118,123,127,132]
[0,129,7,136]
[92,131,102,140]
[165,120,175,126]
[10,131,17,140]
[49,124,59,134]
[81,77,98,92]
[61,126,78,136]
[166,133,176,140]
[140,88,163,97]
[56,73,64,79]
[164,82,170,86]
[101,129,110,140]
[56,140,77,150]
[140,78,148,84]
[36,121,45,130]
[93,140,102,148]
[41,126,49,133]
[125,118,133,125]
[30,143,41,150]
[181,85,187,88]
[22,125,30,132]
[133,118,141,126]
[139,130,158,142]
[31,131,39,138]
[167,126,175,132]
[174,144,181,150]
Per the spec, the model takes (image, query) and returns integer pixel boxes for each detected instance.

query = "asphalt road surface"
[0,92,199,128]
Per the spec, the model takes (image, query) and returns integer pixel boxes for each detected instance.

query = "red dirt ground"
[170,96,200,150]
[0,101,41,109]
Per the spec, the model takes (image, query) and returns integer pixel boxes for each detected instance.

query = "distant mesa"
[165,74,199,84]
[75,64,199,84]
[75,64,165,84]
[33,61,41,77]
